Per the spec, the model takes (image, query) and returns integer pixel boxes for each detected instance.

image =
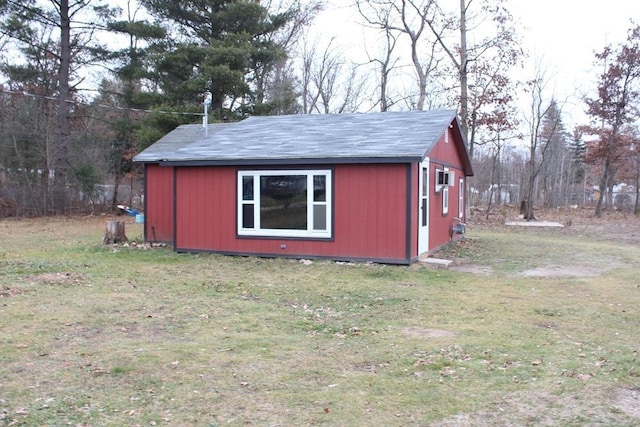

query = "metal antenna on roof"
[203,91,212,137]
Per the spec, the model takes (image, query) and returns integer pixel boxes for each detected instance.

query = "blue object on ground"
[117,204,140,217]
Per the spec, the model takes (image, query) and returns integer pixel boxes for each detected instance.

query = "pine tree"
[103,4,166,210]
[1,0,116,214]
[538,100,571,208]
[138,0,294,118]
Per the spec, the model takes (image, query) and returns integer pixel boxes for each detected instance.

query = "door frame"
[418,158,429,254]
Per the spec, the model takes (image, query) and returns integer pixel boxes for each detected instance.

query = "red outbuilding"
[134,110,473,264]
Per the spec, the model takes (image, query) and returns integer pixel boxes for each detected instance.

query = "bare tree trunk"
[523,156,537,221]
[458,0,469,141]
[595,148,614,217]
[111,171,121,212]
[595,174,607,217]
[53,0,72,215]
[635,155,640,215]
[378,27,398,112]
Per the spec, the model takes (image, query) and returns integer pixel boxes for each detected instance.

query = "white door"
[418,159,429,254]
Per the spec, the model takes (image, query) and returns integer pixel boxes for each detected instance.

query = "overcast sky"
[511,0,639,125]
[312,0,640,129]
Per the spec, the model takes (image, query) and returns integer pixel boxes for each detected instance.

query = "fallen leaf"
[93,367,108,375]
[575,373,593,380]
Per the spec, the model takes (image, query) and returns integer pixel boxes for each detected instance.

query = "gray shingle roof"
[134,109,459,165]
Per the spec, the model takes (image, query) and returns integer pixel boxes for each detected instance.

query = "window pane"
[242,204,254,228]
[242,176,254,201]
[313,205,326,230]
[422,199,427,226]
[443,187,449,214]
[313,175,326,202]
[422,168,428,197]
[260,175,307,230]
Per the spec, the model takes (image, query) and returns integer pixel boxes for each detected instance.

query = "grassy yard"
[1,215,639,426]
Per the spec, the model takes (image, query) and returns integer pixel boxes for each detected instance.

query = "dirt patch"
[612,386,640,418]
[440,210,640,278]
[402,327,456,339]
[450,264,494,275]
[519,265,607,278]
[450,263,608,278]
[432,387,640,426]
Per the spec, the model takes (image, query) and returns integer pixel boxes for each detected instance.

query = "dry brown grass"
[1,212,639,426]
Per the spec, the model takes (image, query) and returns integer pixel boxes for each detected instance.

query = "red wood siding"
[173,164,411,263]
[427,130,466,251]
[144,164,174,242]
[333,164,408,260]
[428,128,464,164]
[174,166,236,251]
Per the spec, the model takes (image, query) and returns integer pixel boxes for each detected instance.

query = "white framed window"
[442,185,449,215]
[238,169,332,238]
[435,169,454,193]
[458,178,464,219]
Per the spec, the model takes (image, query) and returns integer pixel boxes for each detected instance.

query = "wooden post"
[103,220,127,244]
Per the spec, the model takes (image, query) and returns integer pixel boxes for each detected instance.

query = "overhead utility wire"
[0,88,205,117]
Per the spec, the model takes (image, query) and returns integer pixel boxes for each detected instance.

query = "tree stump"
[103,220,127,244]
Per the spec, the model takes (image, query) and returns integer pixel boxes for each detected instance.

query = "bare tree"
[299,37,367,114]
[0,89,58,216]
[355,0,445,111]
[372,29,399,111]
[250,0,324,109]
[426,0,522,157]
[358,3,402,111]
[632,137,640,215]
[264,58,301,115]
[299,36,318,114]
[521,65,556,220]
[584,24,640,217]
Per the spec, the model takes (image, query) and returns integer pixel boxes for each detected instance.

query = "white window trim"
[435,168,454,193]
[442,185,449,215]
[442,167,450,215]
[237,169,332,239]
[458,178,464,219]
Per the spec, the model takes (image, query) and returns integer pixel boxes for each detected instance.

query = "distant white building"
[613,183,637,211]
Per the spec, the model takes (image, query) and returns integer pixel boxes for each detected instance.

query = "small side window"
[442,186,449,215]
